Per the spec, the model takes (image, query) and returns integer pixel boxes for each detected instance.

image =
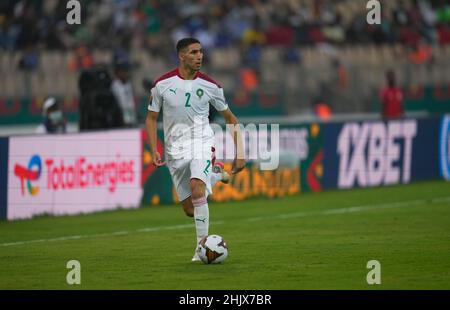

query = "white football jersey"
[148,68,228,160]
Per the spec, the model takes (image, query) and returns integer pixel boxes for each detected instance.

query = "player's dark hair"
[176,38,200,54]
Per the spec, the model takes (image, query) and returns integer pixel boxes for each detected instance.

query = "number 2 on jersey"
[185,92,191,107]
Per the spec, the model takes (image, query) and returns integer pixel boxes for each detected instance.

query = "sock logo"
[195,217,207,223]
[14,154,42,196]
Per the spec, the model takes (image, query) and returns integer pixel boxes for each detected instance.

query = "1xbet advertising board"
[323,118,440,189]
[7,129,142,220]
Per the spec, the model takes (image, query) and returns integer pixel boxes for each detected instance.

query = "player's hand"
[152,151,166,167]
[231,158,245,174]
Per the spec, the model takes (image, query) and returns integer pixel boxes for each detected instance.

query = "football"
[197,235,228,264]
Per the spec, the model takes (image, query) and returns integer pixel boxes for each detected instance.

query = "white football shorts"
[167,148,216,202]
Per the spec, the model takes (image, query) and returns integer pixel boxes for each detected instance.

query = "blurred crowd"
[0,0,449,128]
[1,0,449,60]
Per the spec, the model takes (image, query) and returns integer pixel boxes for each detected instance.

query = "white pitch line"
[0,222,220,247]
[431,196,450,204]
[1,197,449,248]
[245,198,445,222]
[110,231,129,236]
[321,199,425,215]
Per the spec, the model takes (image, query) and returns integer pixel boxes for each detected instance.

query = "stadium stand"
[0,0,449,126]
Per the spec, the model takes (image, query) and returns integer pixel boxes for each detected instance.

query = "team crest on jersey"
[196,88,204,98]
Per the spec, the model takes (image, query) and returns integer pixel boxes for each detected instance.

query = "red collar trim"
[176,68,199,80]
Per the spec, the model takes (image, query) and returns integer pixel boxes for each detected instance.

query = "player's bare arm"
[220,108,245,174]
[145,108,165,167]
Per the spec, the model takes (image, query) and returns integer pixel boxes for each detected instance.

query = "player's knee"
[190,180,205,200]
[191,187,205,200]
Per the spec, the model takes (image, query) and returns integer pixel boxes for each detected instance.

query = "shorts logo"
[14,154,42,196]
[203,160,211,176]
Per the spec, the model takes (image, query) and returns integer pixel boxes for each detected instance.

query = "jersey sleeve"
[209,87,228,112]
[148,84,162,112]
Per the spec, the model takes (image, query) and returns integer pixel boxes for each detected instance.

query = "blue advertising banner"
[0,137,8,220]
[323,118,440,190]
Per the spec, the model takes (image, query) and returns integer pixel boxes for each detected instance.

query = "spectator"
[282,43,301,64]
[18,44,39,70]
[242,41,262,69]
[68,45,93,72]
[111,60,137,127]
[379,70,404,119]
[313,98,332,121]
[239,67,259,92]
[408,40,433,64]
[36,97,67,134]
[1,0,447,57]
[18,44,39,98]
[394,0,410,27]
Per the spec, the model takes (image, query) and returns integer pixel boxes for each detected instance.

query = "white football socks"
[192,196,209,245]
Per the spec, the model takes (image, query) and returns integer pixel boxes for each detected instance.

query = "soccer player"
[145,38,245,261]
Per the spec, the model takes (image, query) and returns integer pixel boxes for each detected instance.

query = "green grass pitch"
[1,180,449,289]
